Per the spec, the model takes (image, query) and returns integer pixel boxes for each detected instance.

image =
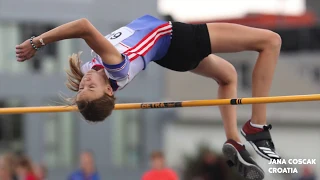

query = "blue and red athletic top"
[81,15,172,91]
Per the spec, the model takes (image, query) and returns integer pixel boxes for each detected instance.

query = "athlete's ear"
[105,85,114,96]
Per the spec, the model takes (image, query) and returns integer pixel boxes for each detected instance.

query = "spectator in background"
[142,151,178,180]
[298,165,317,180]
[33,164,47,180]
[198,150,227,180]
[16,156,38,180]
[0,153,18,180]
[68,151,100,180]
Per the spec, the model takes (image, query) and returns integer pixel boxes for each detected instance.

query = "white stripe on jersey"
[127,29,172,60]
[104,59,128,72]
[124,24,172,56]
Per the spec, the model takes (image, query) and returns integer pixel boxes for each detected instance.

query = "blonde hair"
[64,52,116,122]
[65,53,84,92]
[63,52,85,105]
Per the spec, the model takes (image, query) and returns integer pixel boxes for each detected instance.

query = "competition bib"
[105,26,134,53]
[92,26,134,56]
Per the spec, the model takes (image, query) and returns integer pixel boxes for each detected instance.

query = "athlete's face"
[77,69,113,102]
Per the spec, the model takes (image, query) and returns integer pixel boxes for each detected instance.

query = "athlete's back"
[81,15,172,91]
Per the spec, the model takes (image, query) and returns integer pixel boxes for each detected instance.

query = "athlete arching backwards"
[16,15,282,180]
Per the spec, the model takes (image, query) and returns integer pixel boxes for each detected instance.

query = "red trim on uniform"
[141,32,171,56]
[128,32,171,61]
[124,23,170,54]
[91,64,104,71]
[123,23,172,61]
[125,28,172,57]
[120,42,130,49]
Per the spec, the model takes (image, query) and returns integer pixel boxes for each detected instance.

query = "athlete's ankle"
[250,121,267,129]
[250,117,267,126]
[226,136,242,144]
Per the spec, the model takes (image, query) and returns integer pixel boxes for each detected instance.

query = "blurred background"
[0,0,320,179]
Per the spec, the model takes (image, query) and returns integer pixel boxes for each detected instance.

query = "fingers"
[16,49,24,54]
[16,54,26,62]
[15,40,36,62]
[16,49,27,56]
[16,45,32,62]
[16,50,34,62]
[16,45,25,55]
[17,55,32,62]
[16,54,25,62]
[17,57,26,62]
[16,49,27,62]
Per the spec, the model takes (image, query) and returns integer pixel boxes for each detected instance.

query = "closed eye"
[89,85,96,91]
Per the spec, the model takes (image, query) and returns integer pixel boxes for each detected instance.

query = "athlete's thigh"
[191,54,237,84]
[206,23,279,53]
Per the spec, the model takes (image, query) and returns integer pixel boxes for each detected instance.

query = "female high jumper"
[16,15,282,180]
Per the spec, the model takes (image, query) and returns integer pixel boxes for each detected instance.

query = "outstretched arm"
[16,18,122,65]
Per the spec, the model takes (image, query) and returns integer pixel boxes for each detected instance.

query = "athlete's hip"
[154,21,212,72]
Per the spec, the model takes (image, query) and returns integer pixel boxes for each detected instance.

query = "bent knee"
[198,54,238,86]
[267,31,282,49]
[260,31,282,51]
[215,63,237,86]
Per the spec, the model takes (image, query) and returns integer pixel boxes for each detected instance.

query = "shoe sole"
[241,129,275,160]
[223,143,265,180]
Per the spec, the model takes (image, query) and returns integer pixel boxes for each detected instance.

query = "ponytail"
[65,52,84,92]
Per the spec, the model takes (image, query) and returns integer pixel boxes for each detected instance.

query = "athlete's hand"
[15,39,37,62]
